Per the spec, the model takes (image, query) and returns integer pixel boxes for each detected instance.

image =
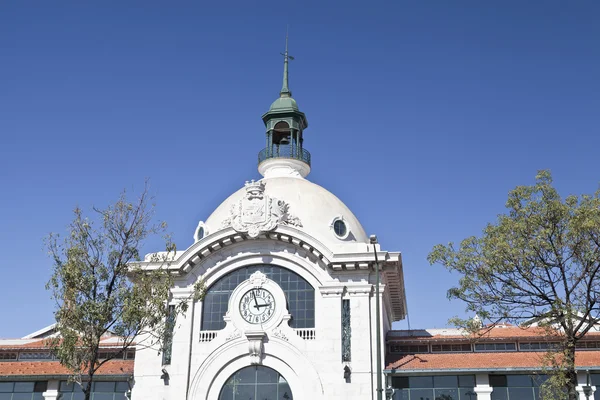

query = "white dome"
[204,176,369,247]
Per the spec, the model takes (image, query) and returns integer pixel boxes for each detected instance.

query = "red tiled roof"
[386,351,600,371]
[0,360,134,377]
[387,327,600,342]
[0,339,132,350]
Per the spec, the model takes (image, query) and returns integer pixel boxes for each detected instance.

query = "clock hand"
[252,290,259,310]
[256,303,272,308]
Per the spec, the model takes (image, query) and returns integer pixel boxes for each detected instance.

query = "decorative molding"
[249,271,268,288]
[245,331,266,365]
[271,328,289,341]
[318,285,344,297]
[225,329,242,341]
[346,284,373,297]
[221,180,302,238]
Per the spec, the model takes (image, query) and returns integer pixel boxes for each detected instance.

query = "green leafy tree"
[46,183,204,400]
[428,171,600,400]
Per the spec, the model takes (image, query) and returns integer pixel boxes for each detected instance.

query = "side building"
[386,325,600,400]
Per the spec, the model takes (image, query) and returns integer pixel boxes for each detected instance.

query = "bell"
[279,136,291,145]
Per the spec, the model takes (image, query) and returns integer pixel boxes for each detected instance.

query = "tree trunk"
[565,341,579,400]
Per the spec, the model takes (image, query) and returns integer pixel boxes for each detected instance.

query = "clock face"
[239,288,276,325]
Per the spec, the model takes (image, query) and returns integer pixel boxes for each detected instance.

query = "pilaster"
[42,380,60,400]
[474,374,493,400]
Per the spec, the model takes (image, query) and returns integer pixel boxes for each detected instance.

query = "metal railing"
[258,146,311,166]
[199,331,218,342]
[294,328,316,340]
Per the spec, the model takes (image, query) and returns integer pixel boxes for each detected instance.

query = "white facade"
[131,166,406,399]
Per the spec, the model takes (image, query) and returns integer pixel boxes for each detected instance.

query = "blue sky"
[0,1,599,338]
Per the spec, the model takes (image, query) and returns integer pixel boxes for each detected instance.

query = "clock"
[239,288,276,325]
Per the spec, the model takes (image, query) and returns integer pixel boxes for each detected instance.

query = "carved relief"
[225,329,242,341]
[222,180,302,238]
[245,331,266,365]
[249,271,267,288]
[271,328,288,341]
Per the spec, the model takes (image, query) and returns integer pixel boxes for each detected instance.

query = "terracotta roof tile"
[0,360,133,377]
[387,327,600,342]
[386,351,600,371]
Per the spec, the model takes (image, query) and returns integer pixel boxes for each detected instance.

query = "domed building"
[131,40,408,400]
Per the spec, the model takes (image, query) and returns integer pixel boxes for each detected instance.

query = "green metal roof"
[269,96,299,112]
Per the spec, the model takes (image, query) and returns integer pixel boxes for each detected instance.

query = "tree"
[46,183,204,400]
[428,171,600,400]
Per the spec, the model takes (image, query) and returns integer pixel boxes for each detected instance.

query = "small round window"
[333,219,347,238]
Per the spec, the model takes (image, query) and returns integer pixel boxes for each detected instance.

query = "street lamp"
[370,234,383,400]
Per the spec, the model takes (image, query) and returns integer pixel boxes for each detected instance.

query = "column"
[42,380,60,400]
[473,374,493,400]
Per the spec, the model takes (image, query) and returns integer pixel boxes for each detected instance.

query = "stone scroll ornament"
[221,180,302,238]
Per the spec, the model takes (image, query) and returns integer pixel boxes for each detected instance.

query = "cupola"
[258,35,310,179]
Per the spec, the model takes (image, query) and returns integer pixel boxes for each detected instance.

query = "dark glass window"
[0,352,18,360]
[201,265,315,330]
[431,343,472,352]
[474,342,516,351]
[333,219,347,237]
[490,374,549,400]
[391,375,476,399]
[59,381,127,400]
[389,344,429,353]
[219,366,293,400]
[0,382,47,400]
[519,342,560,351]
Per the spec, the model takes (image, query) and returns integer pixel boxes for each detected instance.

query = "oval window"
[333,219,347,238]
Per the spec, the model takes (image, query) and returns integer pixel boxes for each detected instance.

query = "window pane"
[507,375,532,387]
[433,376,457,388]
[491,388,508,400]
[114,382,129,393]
[0,394,12,400]
[409,376,433,388]
[14,382,34,392]
[458,375,476,388]
[13,394,34,400]
[392,390,410,400]
[490,375,507,387]
[92,394,114,400]
[256,384,278,399]
[219,384,234,400]
[410,389,434,399]
[278,383,293,400]
[256,367,278,383]
[392,376,409,389]
[33,383,46,393]
[60,382,75,392]
[235,366,257,384]
[435,388,458,399]
[0,383,13,393]
[508,387,535,399]
[93,382,114,392]
[202,265,314,330]
[235,385,255,400]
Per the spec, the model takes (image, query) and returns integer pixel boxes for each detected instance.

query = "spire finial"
[280,26,294,97]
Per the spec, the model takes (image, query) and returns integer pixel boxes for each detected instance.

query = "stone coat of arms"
[222,180,302,238]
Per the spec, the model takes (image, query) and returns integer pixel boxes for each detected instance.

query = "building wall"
[132,239,391,400]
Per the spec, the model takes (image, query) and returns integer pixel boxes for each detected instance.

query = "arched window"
[201,265,314,331]
[219,366,293,400]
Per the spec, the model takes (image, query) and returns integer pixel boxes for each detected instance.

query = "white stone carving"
[225,329,242,341]
[248,271,267,288]
[271,328,288,341]
[245,331,266,365]
[221,180,302,238]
